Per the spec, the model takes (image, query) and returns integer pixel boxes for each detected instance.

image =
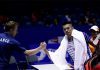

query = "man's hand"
[24,42,47,56]
[68,64,74,68]
[39,42,47,50]
[40,42,51,59]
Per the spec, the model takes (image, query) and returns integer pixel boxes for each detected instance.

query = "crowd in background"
[0,8,100,45]
[0,8,100,27]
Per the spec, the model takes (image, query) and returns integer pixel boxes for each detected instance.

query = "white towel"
[49,29,90,70]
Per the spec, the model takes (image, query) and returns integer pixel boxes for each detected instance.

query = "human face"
[63,24,73,37]
[91,30,99,38]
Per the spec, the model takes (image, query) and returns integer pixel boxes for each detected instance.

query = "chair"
[25,55,39,70]
[26,55,38,65]
[9,56,19,70]
[9,55,38,70]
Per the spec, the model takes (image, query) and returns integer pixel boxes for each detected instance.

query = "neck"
[67,36,73,42]
[5,31,13,37]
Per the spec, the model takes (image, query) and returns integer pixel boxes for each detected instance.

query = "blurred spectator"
[0,16,8,23]
[85,30,100,70]
[48,37,58,44]
[88,17,97,25]
[32,13,37,23]
[89,25,99,54]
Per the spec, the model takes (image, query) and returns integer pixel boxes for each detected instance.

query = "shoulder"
[0,33,5,37]
[0,33,10,43]
[10,38,20,45]
[82,32,89,37]
[82,32,90,41]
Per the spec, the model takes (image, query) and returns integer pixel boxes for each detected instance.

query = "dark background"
[0,0,100,15]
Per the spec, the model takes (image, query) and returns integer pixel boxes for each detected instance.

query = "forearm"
[44,49,51,59]
[24,46,42,56]
[24,42,46,56]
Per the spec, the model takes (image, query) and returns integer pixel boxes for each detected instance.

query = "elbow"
[24,50,33,56]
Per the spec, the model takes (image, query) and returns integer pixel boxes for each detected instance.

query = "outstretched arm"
[24,42,46,56]
[44,49,51,59]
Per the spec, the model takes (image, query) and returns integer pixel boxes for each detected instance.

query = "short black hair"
[62,21,72,26]
[4,21,18,32]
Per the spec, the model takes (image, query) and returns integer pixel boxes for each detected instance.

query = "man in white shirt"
[44,21,91,70]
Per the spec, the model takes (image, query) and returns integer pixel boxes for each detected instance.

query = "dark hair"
[62,21,72,26]
[4,21,18,32]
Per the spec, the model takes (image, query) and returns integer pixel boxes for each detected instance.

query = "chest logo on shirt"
[0,38,10,43]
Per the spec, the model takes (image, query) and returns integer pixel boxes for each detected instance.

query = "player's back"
[0,32,17,66]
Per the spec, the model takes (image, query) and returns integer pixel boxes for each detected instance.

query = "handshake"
[39,42,47,50]
[39,42,50,58]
